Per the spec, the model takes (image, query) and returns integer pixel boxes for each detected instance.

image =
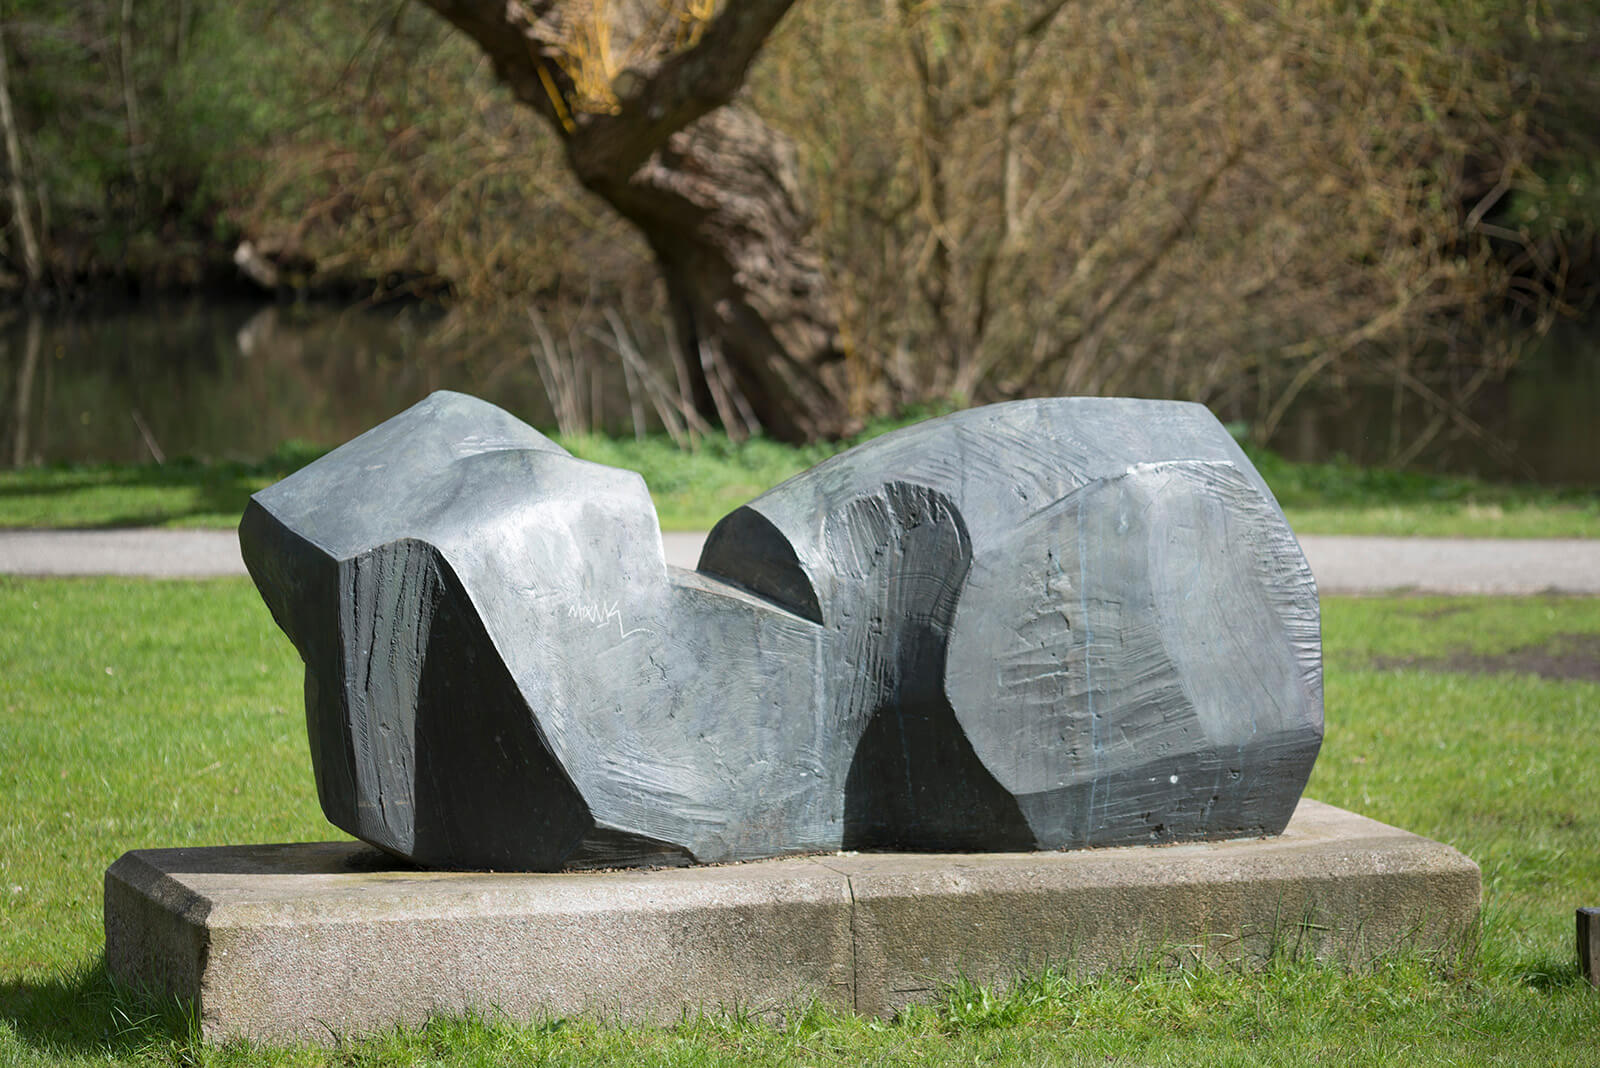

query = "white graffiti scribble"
[566,599,653,641]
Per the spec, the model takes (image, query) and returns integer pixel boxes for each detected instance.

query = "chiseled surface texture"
[240,392,1322,870]
[102,800,1479,1044]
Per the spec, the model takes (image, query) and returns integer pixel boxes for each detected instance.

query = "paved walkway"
[1,528,1594,595]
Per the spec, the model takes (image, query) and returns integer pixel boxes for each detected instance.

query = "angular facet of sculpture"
[240,392,1322,871]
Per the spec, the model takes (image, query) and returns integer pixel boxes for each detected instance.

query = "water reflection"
[1270,323,1600,487]
[0,300,556,468]
[7,312,40,467]
[1,299,1596,487]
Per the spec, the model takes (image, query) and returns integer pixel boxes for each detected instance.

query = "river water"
[2,298,1596,486]
[0,300,557,469]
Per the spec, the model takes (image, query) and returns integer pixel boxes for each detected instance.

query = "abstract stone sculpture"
[240,392,1322,871]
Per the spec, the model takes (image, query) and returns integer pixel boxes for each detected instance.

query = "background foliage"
[1,0,1596,445]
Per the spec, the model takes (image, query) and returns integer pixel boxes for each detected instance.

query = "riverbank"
[1,433,1594,538]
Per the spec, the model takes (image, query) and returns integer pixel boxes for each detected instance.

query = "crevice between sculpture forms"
[239,392,1323,871]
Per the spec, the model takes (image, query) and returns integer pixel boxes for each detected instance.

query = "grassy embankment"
[1,579,1597,1065]
[1,424,1595,537]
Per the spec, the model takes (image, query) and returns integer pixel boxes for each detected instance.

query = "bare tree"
[416,1,851,441]
[764,0,1564,458]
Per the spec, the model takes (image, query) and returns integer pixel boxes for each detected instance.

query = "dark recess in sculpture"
[240,392,1323,871]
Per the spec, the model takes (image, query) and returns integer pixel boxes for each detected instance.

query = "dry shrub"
[230,4,655,307]
[759,0,1570,452]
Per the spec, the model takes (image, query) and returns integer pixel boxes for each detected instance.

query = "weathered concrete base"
[105,800,1479,1045]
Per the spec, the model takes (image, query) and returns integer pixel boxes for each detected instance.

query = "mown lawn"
[1,581,1597,1065]
[0,424,1594,537]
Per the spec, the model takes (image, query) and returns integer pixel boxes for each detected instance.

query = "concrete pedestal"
[104,800,1479,1045]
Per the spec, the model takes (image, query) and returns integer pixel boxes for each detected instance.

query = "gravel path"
[1297,535,1598,596]
[0,530,712,579]
[1,528,1595,595]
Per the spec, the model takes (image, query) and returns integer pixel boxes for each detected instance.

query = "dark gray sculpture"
[240,392,1321,871]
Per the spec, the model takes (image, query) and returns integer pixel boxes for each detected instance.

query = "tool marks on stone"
[242,391,1323,870]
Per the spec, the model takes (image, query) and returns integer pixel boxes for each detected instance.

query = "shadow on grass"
[0,956,198,1058]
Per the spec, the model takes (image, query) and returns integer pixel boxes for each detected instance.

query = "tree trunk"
[0,22,41,288]
[599,106,848,442]
[119,0,144,186]
[417,0,852,443]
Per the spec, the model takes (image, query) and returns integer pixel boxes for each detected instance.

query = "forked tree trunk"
[418,0,852,442]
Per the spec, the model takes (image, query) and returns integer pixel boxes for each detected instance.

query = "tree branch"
[416,1,574,131]
[420,1,801,186]
[566,0,801,185]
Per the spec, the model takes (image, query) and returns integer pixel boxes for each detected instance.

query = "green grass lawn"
[1,580,1597,1065]
[1243,448,1599,539]
[1,422,1594,537]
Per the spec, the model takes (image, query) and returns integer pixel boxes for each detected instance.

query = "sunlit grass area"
[0,422,1594,536]
[0,428,845,533]
[2,580,1597,1064]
